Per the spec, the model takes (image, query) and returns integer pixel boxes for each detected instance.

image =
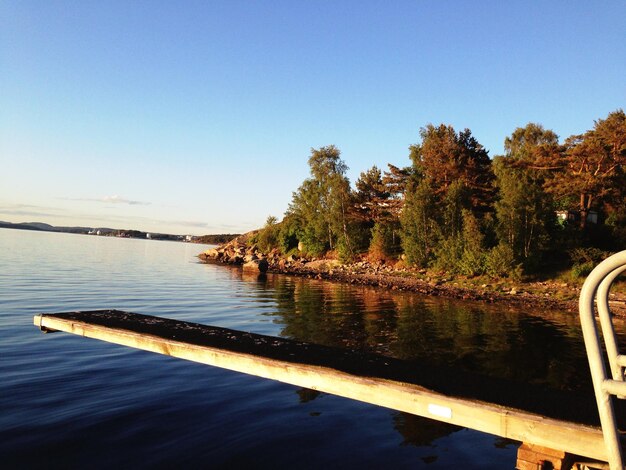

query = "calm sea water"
[0,228,600,468]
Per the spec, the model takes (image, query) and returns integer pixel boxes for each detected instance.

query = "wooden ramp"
[34,310,620,463]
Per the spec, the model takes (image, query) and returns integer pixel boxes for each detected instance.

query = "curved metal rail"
[580,250,626,470]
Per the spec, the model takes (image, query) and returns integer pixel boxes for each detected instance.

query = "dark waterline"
[0,229,611,468]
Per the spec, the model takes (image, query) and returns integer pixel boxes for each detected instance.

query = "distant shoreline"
[0,222,238,245]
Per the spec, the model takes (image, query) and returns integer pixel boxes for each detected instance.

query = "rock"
[244,254,258,263]
[203,248,220,258]
[243,259,269,273]
[305,259,341,271]
[298,242,305,252]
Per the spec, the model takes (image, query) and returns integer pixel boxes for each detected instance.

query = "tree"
[493,123,559,268]
[410,124,494,213]
[354,165,402,259]
[354,165,392,224]
[400,180,438,267]
[551,110,626,228]
[287,145,354,257]
[378,163,416,226]
[257,215,280,252]
[493,156,554,268]
[504,123,559,161]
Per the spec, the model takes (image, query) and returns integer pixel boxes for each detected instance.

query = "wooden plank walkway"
[34,310,620,463]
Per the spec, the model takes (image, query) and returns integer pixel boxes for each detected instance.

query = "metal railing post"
[579,250,626,470]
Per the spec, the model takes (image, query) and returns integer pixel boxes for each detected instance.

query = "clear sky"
[1,1,624,235]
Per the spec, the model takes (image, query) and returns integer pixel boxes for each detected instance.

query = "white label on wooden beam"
[428,403,452,419]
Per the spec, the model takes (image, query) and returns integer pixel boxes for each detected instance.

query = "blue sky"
[1,1,624,235]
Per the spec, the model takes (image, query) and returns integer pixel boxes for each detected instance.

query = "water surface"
[0,229,603,468]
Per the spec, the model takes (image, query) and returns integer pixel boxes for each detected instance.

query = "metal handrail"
[579,250,626,470]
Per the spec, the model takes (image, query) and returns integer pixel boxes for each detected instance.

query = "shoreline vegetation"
[198,232,626,317]
[200,110,626,316]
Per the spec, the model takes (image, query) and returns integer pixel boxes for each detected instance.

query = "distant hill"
[0,221,94,234]
[0,221,46,231]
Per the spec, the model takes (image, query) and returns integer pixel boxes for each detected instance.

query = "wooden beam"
[34,310,610,462]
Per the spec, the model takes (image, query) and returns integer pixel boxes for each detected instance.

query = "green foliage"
[336,235,355,263]
[504,123,559,160]
[256,215,280,253]
[433,210,487,276]
[484,243,522,279]
[410,124,494,212]
[298,226,327,257]
[545,110,625,230]
[441,180,469,238]
[278,216,300,253]
[568,246,613,279]
[274,111,625,279]
[570,261,595,279]
[568,247,609,265]
[493,153,555,271]
[287,145,354,256]
[433,235,464,272]
[196,234,240,244]
[350,220,375,254]
[368,222,396,262]
[400,180,438,267]
[458,210,486,276]
[605,199,626,248]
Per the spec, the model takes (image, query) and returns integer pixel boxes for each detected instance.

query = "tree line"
[255,110,626,279]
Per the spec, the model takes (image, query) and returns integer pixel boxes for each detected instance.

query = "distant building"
[556,210,598,224]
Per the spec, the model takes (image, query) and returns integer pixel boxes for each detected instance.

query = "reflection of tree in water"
[271,277,398,351]
[296,388,321,403]
[265,274,591,392]
[393,297,589,391]
[394,411,517,460]
[392,412,460,448]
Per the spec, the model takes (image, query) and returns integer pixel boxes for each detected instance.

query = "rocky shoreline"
[198,234,626,316]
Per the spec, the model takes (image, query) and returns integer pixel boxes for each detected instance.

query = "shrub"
[568,247,609,265]
[485,243,522,279]
[368,222,395,262]
[256,216,280,253]
[458,248,485,276]
[433,236,464,273]
[278,218,299,253]
[337,236,355,263]
[299,228,327,257]
[570,261,595,279]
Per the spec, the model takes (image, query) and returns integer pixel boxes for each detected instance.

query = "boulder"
[243,259,269,273]
[203,248,220,258]
[305,259,341,271]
